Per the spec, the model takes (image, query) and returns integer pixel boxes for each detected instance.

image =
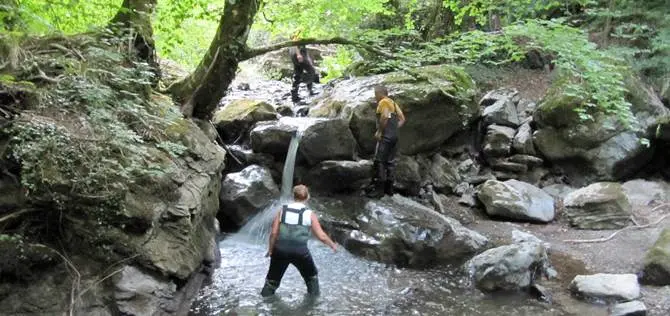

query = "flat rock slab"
[570,273,640,302]
[564,182,632,230]
[610,300,647,316]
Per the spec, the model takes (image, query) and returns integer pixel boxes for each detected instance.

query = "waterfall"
[233,129,303,244]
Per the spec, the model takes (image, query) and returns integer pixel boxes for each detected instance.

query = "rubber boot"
[260,279,279,297]
[384,180,394,196]
[365,181,384,198]
[306,276,320,296]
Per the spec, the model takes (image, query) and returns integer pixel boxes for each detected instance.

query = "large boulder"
[212,99,278,143]
[309,64,479,155]
[393,155,423,196]
[569,273,641,302]
[477,180,555,223]
[563,182,632,230]
[622,179,670,206]
[466,241,552,292]
[318,195,488,267]
[428,154,461,194]
[641,228,670,285]
[533,76,670,184]
[303,160,372,192]
[250,117,356,165]
[482,98,521,127]
[219,165,279,226]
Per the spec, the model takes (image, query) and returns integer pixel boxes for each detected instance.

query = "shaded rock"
[479,88,519,107]
[477,180,555,223]
[491,160,528,173]
[454,182,478,208]
[509,154,544,168]
[394,155,422,196]
[0,238,57,280]
[542,184,576,200]
[224,145,274,173]
[429,154,461,194]
[492,171,517,181]
[533,76,670,183]
[114,266,177,316]
[641,228,670,286]
[466,242,552,292]
[219,165,279,226]
[299,118,356,165]
[569,273,640,302]
[250,120,297,159]
[563,182,632,230]
[483,98,521,127]
[250,117,356,165]
[622,179,670,206]
[517,100,537,122]
[513,122,537,155]
[304,160,372,192]
[319,195,488,267]
[310,64,479,155]
[483,124,516,158]
[610,301,647,316]
[212,99,278,143]
[192,118,218,143]
[276,105,294,117]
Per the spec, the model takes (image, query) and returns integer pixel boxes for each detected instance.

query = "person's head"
[374,85,388,102]
[293,184,310,202]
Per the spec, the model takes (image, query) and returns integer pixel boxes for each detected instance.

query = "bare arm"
[266,209,281,256]
[310,213,337,252]
[397,105,406,127]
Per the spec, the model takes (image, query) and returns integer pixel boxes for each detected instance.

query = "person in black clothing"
[261,185,337,297]
[289,45,319,104]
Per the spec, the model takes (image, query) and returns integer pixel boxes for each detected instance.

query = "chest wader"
[261,204,320,297]
[366,102,399,198]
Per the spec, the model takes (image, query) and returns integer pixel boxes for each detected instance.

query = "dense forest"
[1,0,669,315]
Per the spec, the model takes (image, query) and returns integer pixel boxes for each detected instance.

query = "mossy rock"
[642,228,670,285]
[212,99,278,143]
[310,64,479,155]
[0,236,58,281]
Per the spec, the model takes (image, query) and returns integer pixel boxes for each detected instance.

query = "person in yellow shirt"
[366,85,406,198]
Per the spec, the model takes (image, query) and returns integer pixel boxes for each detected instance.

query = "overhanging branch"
[242,37,396,60]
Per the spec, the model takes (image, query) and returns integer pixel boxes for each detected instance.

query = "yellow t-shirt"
[376,97,398,116]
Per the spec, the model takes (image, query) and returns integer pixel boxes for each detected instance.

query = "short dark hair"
[374,85,388,96]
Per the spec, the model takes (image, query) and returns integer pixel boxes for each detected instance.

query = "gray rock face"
[483,98,521,127]
[569,273,641,302]
[479,88,519,107]
[512,229,551,251]
[319,195,488,268]
[622,179,670,206]
[298,118,356,166]
[542,184,576,201]
[533,77,670,183]
[304,160,372,192]
[219,165,279,226]
[610,301,647,316]
[428,154,461,194]
[477,180,555,223]
[513,122,537,155]
[309,64,479,155]
[467,242,552,292]
[563,182,632,230]
[250,117,356,165]
[642,228,670,286]
[114,266,177,316]
[394,155,422,196]
[483,124,516,158]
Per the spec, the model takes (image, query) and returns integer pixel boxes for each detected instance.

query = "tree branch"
[242,37,395,60]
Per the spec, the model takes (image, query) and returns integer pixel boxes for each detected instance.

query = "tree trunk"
[602,0,616,48]
[109,0,159,81]
[169,0,261,120]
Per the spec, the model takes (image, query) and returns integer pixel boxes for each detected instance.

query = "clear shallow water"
[189,232,566,316]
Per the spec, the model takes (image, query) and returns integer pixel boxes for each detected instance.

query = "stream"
[189,112,567,315]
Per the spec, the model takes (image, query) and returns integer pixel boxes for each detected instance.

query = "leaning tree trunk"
[169,0,261,120]
[109,0,160,82]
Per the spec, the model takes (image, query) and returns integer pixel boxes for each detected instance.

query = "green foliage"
[2,0,120,34]
[3,33,187,207]
[321,47,355,82]
[256,0,392,38]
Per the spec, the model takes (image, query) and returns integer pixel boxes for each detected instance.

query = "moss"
[212,99,275,123]
[645,228,670,266]
[309,100,347,118]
